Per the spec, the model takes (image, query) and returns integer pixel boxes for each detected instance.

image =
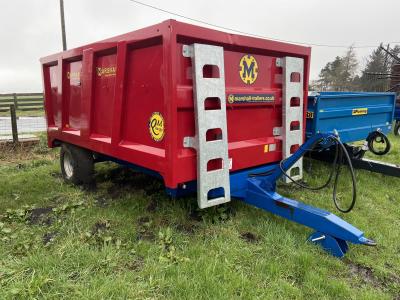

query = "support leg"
[308,231,349,258]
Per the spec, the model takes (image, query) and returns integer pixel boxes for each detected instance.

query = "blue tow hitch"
[231,133,376,258]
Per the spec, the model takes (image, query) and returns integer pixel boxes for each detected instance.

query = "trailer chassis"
[309,143,400,178]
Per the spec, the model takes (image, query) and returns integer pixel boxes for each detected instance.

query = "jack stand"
[232,133,376,258]
[308,232,349,258]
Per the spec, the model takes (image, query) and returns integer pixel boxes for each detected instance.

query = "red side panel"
[92,51,117,138]
[65,60,82,130]
[121,41,165,155]
[48,64,60,127]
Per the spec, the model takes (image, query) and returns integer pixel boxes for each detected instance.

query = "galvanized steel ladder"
[183,43,231,209]
[278,57,305,182]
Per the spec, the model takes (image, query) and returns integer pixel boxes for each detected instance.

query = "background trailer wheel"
[367,131,391,156]
[395,121,400,136]
[60,143,94,185]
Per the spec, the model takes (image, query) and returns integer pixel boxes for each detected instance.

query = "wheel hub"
[63,152,73,179]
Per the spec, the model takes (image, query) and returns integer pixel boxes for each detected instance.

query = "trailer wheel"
[60,144,94,185]
[367,131,391,156]
[395,121,400,136]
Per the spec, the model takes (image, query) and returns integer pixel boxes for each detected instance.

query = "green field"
[0,110,44,118]
[0,135,399,299]
[0,94,44,117]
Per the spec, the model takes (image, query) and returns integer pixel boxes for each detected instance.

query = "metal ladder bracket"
[280,57,304,183]
[183,43,231,209]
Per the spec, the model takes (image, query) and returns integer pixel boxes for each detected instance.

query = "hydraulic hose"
[279,135,357,213]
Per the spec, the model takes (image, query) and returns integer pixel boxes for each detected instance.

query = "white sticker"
[229,158,233,170]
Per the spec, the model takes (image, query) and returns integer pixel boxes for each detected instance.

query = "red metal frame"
[40,19,311,189]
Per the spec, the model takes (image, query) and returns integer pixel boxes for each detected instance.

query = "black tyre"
[367,131,391,156]
[60,143,94,184]
[395,121,400,136]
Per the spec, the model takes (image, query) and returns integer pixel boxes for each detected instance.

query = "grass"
[0,110,44,118]
[0,134,399,299]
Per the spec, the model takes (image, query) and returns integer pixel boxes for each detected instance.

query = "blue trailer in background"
[306,92,395,143]
[306,92,400,177]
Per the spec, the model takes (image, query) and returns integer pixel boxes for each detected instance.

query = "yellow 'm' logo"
[149,112,165,142]
[239,55,258,85]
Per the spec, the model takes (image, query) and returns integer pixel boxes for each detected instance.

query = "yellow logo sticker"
[352,108,368,116]
[306,111,314,119]
[66,71,80,80]
[149,112,165,142]
[96,66,116,77]
[239,55,258,85]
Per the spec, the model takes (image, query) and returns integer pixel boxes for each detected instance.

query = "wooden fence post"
[13,93,18,110]
[10,104,18,144]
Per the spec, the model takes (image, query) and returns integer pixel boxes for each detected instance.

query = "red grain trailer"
[41,20,375,257]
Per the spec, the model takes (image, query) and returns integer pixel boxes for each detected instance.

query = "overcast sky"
[0,0,399,93]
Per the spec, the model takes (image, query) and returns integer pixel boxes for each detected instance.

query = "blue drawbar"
[170,133,376,258]
[236,133,376,258]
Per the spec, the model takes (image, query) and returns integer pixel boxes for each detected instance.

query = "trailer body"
[40,19,311,193]
[306,92,396,143]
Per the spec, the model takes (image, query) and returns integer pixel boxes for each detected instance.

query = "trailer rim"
[63,151,74,179]
[395,121,400,136]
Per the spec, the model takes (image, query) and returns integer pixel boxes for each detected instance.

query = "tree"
[358,44,400,92]
[341,46,358,90]
[313,44,400,92]
[359,45,388,91]
[315,47,359,91]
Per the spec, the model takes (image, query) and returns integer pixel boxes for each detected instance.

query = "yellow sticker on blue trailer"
[352,108,368,116]
[306,111,314,119]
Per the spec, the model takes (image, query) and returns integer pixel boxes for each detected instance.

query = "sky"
[0,0,399,93]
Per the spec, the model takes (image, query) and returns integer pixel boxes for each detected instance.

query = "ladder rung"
[202,111,225,129]
[200,141,226,161]
[203,168,227,181]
